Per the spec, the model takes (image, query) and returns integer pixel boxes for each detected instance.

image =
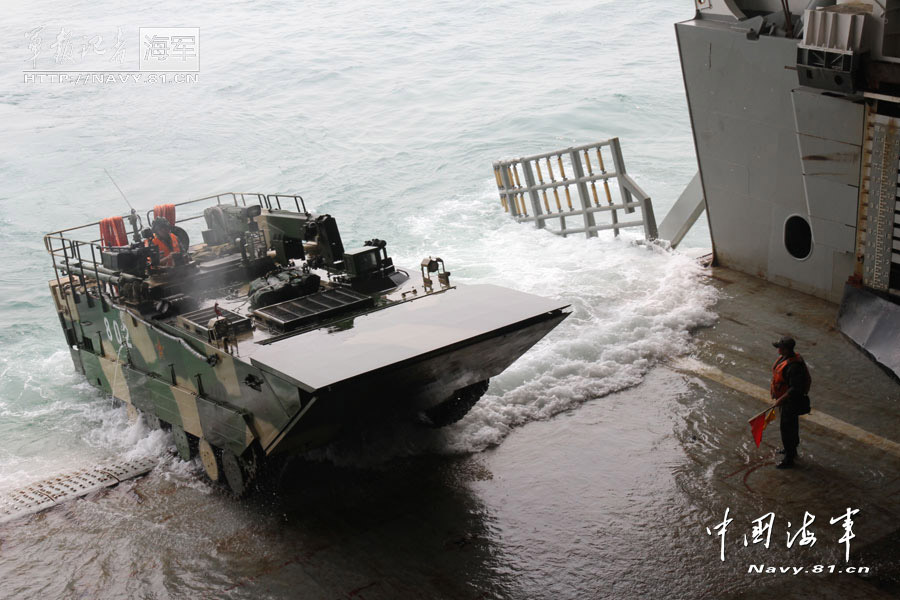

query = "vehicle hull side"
[53,281,568,458]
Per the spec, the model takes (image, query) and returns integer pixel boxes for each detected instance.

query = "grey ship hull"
[676,1,900,376]
[677,16,858,302]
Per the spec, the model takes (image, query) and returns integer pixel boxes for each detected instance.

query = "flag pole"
[748,405,775,423]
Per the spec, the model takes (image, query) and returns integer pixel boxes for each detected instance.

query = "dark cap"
[772,336,796,350]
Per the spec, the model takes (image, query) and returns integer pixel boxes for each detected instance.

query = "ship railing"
[492,138,658,240]
[43,191,311,301]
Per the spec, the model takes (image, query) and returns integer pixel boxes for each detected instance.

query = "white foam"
[156,455,213,494]
[305,188,718,464]
[0,356,175,492]
[387,188,717,452]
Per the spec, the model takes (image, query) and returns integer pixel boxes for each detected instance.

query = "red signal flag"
[749,408,777,448]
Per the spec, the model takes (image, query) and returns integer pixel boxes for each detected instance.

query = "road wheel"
[198,438,221,482]
[222,446,259,498]
[171,424,195,461]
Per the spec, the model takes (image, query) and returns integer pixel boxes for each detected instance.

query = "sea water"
[0,0,714,488]
[0,2,718,596]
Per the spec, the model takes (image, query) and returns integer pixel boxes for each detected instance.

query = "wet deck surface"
[672,267,900,599]
[1,266,898,599]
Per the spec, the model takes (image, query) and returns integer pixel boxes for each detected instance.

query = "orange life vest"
[770,353,810,399]
[146,233,181,266]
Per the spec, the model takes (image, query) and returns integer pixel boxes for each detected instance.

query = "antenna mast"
[103,168,141,242]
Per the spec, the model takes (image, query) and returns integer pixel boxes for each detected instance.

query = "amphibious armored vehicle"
[45,193,569,495]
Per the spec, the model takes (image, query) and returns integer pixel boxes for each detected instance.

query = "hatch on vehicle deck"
[252,287,375,331]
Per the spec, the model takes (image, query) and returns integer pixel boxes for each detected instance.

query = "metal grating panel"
[863,119,899,291]
[492,139,658,240]
[252,287,374,331]
[0,457,156,525]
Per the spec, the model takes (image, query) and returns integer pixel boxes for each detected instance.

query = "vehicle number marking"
[103,317,133,349]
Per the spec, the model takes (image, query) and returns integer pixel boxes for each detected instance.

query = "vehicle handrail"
[265,194,308,215]
[45,191,308,252]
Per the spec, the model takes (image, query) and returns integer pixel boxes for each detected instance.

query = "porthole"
[784,215,812,260]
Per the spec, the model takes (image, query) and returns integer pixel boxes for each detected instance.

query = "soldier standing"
[770,336,811,469]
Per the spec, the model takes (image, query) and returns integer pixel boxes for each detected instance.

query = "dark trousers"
[780,407,800,460]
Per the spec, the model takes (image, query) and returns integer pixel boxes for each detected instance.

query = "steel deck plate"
[249,284,568,392]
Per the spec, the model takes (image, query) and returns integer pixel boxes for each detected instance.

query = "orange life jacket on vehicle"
[771,353,811,400]
[145,233,181,266]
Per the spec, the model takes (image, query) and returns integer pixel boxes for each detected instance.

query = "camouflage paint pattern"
[49,279,315,460]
